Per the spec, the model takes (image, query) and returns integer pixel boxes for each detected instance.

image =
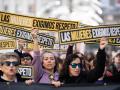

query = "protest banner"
[0,40,16,49]
[17,65,34,79]
[0,23,55,48]
[0,11,79,31]
[27,43,72,52]
[0,83,120,90]
[85,38,120,46]
[59,25,120,44]
[108,38,120,45]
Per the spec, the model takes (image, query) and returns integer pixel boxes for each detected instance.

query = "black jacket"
[59,47,106,84]
[14,49,23,58]
[104,64,120,83]
[0,73,26,83]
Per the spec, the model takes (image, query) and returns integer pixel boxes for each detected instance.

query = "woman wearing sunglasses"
[0,52,23,82]
[21,53,33,65]
[59,37,108,84]
[0,52,35,85]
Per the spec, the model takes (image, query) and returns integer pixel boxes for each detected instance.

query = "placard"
[0,23,55,48]
[59,25,120,44]
[0,40,16,49]
[17,65,33,79]
[0,11,79,31]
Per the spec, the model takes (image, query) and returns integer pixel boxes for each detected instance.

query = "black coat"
[0,73,25,83]
[14,49,23,58]
[104,64,120,83]
[59,47,106,84]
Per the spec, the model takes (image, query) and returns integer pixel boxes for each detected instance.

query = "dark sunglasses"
[22,57,31,61]
[1,61,19,66]
[70,63,82,68]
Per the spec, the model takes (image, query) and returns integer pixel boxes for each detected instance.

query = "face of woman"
[114,56,120,69]
[42,52,56,71]
[69,58,81,77]
[114,56,120,64]
[21,57,32,65]
[1,58,18,76]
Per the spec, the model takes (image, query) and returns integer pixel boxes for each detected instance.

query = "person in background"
[104,52,120,83]
[21,53,33,65]
[84,52,96,71]
[57,53,66,74]
[59,37,108,84]
[19,52,33,78]
[95,59,110,84]
[14,39,26,58]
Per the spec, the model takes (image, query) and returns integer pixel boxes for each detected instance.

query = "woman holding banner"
[31,29,60,87]
[59,37,108,84]
[0,52,34,85]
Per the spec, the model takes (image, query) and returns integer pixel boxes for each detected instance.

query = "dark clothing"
[59,48,106,84]
[0,71,3,75]
[66,45,73,57]
[14,49,23,58]
[0,73,25,83]
[104,64,120,83]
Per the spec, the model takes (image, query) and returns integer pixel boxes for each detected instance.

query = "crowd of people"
[0,29,120,87]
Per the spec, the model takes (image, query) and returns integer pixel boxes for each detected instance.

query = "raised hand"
[31,29,39,39]
[99,37,108,50]
[17,39,26,50]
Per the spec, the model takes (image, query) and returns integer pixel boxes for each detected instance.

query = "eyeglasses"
[22,57,31,61]
[70,63,82,68]
[1,61,19,66]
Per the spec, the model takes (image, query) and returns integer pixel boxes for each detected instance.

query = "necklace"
[49,74,54,81]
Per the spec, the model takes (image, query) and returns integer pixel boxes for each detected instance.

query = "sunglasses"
[70,63,82,68]
[1,61,19,66]
[22,57,31,61]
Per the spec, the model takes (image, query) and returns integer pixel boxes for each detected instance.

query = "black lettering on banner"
[109,38,116,44]
[59,26,120,44]
[116,38,120,43]
[85,38,120,46]
[37,33,55,48]
[17,66,33,79]
[0,24,33,42]
[33,19,55,30]
[33,19,38,27]
[56,22,65,30]
[0,11,79,31]
[56,22,77,30]
[0,24,55,48]
[0,14,10,23]
[16,29,32,41]
[0,25,16,37]
[109,38,120,44]
[0,40,16,49]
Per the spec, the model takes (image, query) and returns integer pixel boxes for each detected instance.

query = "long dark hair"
[60,53,84,78]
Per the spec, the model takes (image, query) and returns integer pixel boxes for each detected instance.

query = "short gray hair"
[0,52,20,62]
